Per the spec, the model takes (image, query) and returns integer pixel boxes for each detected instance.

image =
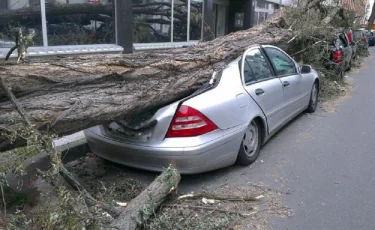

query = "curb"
[6,131,90,193]
[54,131,89,164]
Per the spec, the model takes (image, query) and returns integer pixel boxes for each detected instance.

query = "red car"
[326,33,354,78]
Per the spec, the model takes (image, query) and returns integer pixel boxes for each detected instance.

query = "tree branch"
[177,193,264,202]
[58,166,121,217]
[0,77,34,130]
[322,7,343,25]
[164,204,255,217]
[0,184,6,216]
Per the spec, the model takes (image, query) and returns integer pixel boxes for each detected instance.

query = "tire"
[346,60,352,71]
[306,81,319,113]
[336,68,344,78]
[236,120,262,166]
[340,69,345,78]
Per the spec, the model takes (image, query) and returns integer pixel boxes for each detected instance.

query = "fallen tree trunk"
[0,11,293,136]
[112,166,180,229]
[0,2,345,139]
[0,77,180,229]
[322,7,343,25]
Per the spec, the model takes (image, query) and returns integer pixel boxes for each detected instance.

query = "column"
[115,0,133,53]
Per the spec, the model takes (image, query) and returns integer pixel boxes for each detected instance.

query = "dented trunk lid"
[101,71,222,145]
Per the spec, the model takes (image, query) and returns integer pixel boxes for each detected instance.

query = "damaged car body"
[84,45,319,174]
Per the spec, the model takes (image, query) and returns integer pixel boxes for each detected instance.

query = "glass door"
[189,0,204,41]
[215,4,227,37]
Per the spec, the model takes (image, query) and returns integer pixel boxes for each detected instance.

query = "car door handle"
[255,89,265,95]
[283,81,290,87]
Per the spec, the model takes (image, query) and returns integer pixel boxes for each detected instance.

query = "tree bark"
[112,166,180,229]
[0,12,293,136]
[367,2,375,30]
[322,7,342,25]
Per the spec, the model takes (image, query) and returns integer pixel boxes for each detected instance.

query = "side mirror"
[300,65,312,74]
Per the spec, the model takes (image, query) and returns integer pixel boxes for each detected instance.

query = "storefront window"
[189,0,203,41]
[1,0,206,50]
[258,12,266,24]
[133,0,172,43]
[257,0,266,8]
[269,3,275,11]
[234,12,244,28]
[45,0,115,46]
[253,12,258,26]
[0,0,43,46]
[173,0,188,42]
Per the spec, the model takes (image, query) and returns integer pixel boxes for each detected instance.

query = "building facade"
[342,0,367,25]
[323,0,368,24]
[252,0,283,26]
[0,0,287,58]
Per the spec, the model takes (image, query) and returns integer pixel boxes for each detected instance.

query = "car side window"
[243,49,273,84]
[264,47,297,76]
[339,34,348,47]
[333,38,341,49]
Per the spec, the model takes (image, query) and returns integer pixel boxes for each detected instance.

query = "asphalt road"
[107,48,375,229]
[176,48,375,229]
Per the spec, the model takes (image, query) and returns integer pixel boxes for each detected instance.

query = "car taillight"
[332,51,343,63]
[165,105,218,138]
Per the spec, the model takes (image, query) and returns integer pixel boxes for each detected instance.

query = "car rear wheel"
[340,69,345,78]
[346,60,352,71]
[336,68,344,78]
[306,82,319,113]
[236,120,262,166]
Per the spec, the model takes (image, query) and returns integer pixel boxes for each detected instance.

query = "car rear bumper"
[84,125,246,174]
[325,60,345,70]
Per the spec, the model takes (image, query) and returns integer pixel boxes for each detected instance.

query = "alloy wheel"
[311,83,318,108]
[242,121,259,158]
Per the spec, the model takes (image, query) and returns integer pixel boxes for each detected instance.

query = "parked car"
[326,33,353,78]
[344,29,357,59]
[367,32,375,46]
[353,29,369,48]
[85,45,319,174]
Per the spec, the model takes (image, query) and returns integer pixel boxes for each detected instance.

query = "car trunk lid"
[102,103,179,145]
[101,71,222,145]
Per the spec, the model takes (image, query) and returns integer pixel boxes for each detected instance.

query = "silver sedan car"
[85,45,319,174]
